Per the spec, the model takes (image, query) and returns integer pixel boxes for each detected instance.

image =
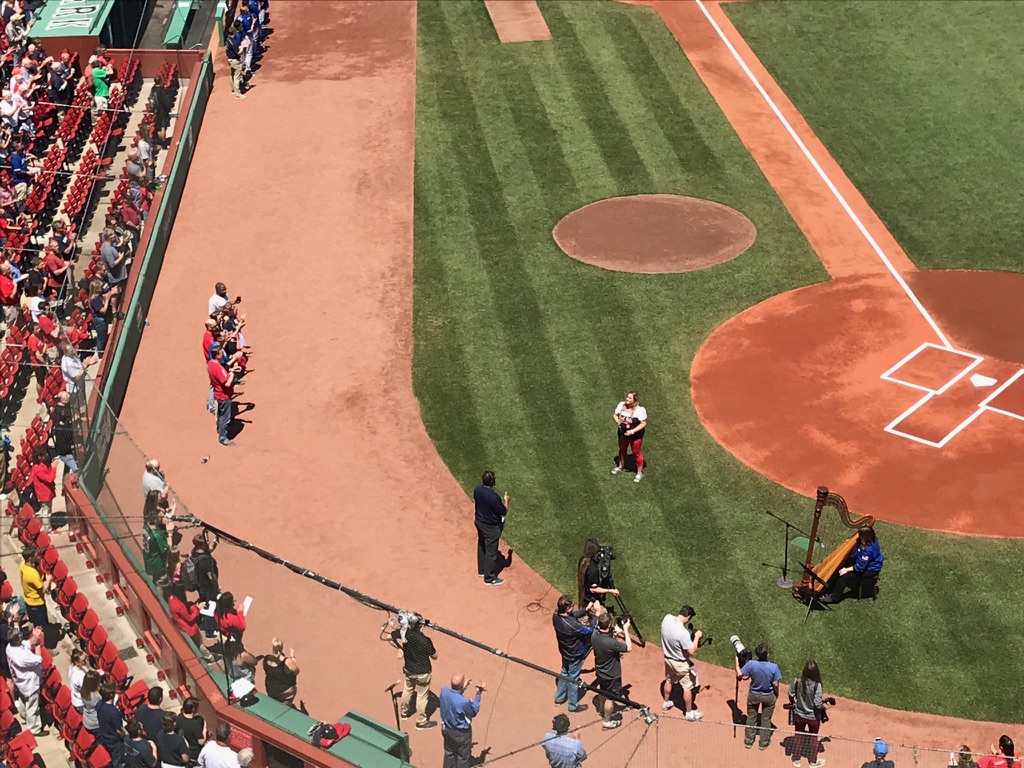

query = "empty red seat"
[87,624,109,659]
[62,703,83,741]
[87,743,113,768]
[98,642,120,673]
[72,727,96,762]
[59,576,79,610]
[76,608,99,643]
[69,592,90,626]
[52,685,73,722]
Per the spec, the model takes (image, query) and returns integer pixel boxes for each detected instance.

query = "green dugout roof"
[33,0,115,38]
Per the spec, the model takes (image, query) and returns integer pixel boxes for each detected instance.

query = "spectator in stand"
[68,648,88,712]
[147,77,174,147]
[223,637,257,687]
[134,686,166,741]
[176,698,208,764]
[955,746,980,768]
[736,642,782,751]
[0,259,19,327]
[261,638,302,710]
[26,319,48,393]
[125,147,148,207]
[41,241,70,299]
[89,54,112,119]
[89,278,117,359]
[391,618,435,729]
[143,458,167,497]
[215,591,246,641]
[47,57,72,107]
[199,724,241,768]
[158,712,190,768]
[440,674,485,768]
[224,21,249,99]
[552,594,591,714]
[101,226,128,288]
[238,749,254,768]
[542,714,587,768]
[590,612,632,730]
[123,719,158,768]
[51,390,78,473]
[978,737,1019,768]
[207,342,240,446]
[5,625,44,735]
[4,12,31,53]
[80,669,102,725]
[8,137,34,197]
[168,581,215,663]
[96,680,127,766]
[61,340,86,393]
[861,739,895,768]
[27,445,56,530]
[136,125,159,184]
[19,546,52,634]
[51,219,76,260]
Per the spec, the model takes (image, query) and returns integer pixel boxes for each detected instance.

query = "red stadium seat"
[72,726,96,762]
[87,744,113,768]
[87,624,109,659]
[76,608,99,643]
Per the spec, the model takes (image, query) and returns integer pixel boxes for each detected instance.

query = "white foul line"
[693,0,952,349]
[879,342,983,395]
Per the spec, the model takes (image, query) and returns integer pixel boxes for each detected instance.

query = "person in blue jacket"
[823,527,884,604]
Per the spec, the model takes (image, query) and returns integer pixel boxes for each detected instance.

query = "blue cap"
[874,739,889,756]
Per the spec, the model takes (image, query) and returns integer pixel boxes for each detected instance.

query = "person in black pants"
[473,470,508,586]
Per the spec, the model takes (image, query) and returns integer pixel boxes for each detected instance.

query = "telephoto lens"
[730,635,746,655]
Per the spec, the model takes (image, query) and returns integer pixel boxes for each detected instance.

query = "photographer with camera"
[552,595,592,714]
[659,605,703,720]
[577,539,618,612]
[788,660,828,768]
[591,612,632,730]
[735,641,782,751]
[439,674,486,768]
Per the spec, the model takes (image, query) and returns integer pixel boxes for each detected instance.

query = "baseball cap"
[874,738,889,756]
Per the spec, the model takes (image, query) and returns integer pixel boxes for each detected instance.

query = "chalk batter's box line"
[978,369,1024,422]
[879,342,984,395]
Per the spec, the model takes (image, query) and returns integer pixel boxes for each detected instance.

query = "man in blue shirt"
[95,680,126,767]
[542,714,587,768]
[552,595,591,713]
[473,470,509,585]
[439,674,484,768]
[735,642,782,751]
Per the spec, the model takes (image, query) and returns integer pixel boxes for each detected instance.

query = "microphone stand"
[385,680,402,731]
[761,511,816,589]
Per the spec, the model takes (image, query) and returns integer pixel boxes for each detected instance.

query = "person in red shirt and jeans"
[28,445,58,531]
[207,342,239,446]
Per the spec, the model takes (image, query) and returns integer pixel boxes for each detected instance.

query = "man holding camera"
[392,617,438,730]
[439,674,485,768]
[736,642,782,751]
[660,605,703,720]
[590,612,632,729]
[552,595,592,713]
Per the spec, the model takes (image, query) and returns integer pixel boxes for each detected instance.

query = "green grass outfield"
[726,0,1024,273]
[412,0,1024,721]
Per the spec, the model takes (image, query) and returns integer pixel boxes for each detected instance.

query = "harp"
[792,486,875,601]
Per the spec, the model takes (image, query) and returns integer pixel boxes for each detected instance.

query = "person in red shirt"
[28,445,58,531]
[0,259,20,327]
[978,737,1020,768]
[207,342,239,446]
[26,321,50,393]
[214,591,246,642]
[168,581,215,663]
[42,243,70,295]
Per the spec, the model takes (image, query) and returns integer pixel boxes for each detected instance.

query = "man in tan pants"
[392,616,438,730]
[225,21,249,99]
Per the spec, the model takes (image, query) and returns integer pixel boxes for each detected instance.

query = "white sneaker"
[611,466,622,474]
[810,761,826,768]
[793,761,802,767]
[634,472,643,483]
[662,701,674,711]
[602,719,621,730]
[685,710,703,721]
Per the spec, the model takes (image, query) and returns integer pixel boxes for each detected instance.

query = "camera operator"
[659,605,702,720]
[590,612,632,730]
[577,539,618,613]
[735,642,782,751]
[552,595,592,714]
[789,660,826,768]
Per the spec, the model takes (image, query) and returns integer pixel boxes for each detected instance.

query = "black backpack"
[308,722,351,749]
[180,553,202,592]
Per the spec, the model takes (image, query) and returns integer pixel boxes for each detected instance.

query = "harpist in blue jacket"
[822,527,884,604]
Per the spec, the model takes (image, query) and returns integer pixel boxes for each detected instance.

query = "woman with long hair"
[956,746,980,768]
[80,669,102,731]
[214,592,246,643]
[788,660,826,768]
[978,737,1019,768]
[577,538,618,611]
[222,638,257,687]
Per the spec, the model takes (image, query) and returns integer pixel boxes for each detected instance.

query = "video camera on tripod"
[594,545,647,648]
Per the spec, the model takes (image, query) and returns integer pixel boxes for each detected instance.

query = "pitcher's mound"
[553,194,756,274]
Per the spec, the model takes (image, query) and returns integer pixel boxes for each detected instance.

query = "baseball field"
[413,0,1024,723]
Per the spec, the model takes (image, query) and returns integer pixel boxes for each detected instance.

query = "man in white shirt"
[5,627,44,734]
[60,342,85,394]
[208,282,230,317]
[660,605,703,721]
[199,723,241,768]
